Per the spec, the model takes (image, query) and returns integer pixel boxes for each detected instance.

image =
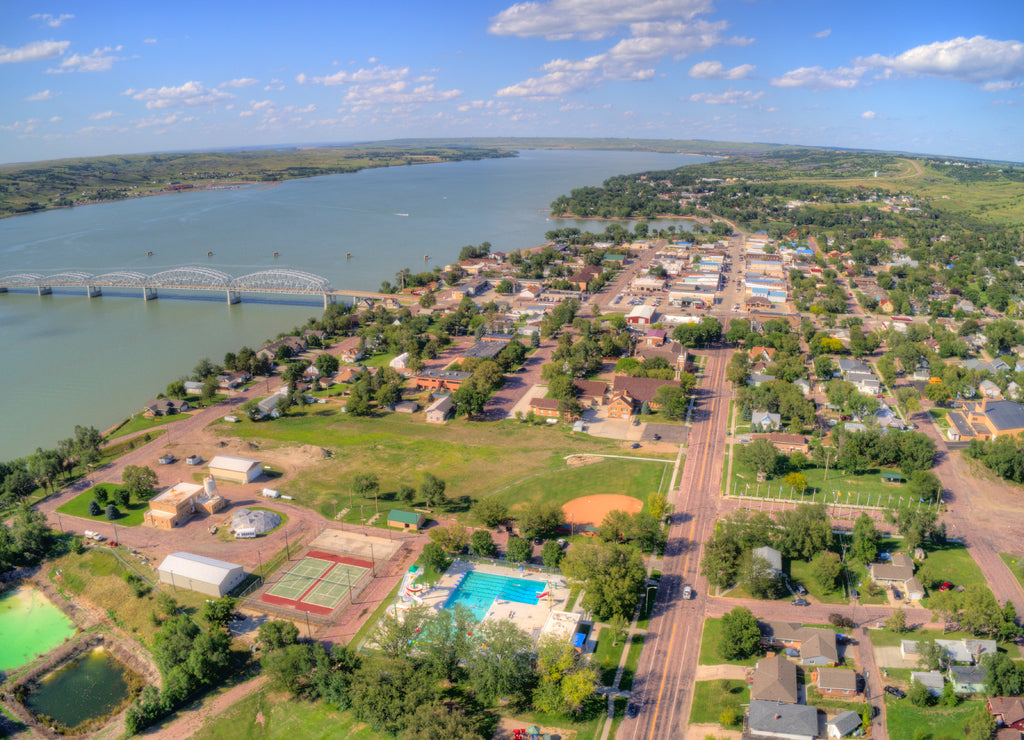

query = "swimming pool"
[443,571,547,621]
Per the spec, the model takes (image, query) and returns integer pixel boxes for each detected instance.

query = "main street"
[620,343,730,740]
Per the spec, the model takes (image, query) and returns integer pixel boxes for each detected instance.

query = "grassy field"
[594,628,628,687]
[107,411,193,441]
[619,634,644,692]
[191,688,386,740]
[688,679,747,729]
[56,483,150,527]
[698,617,762,667]
[216,407,664,522]
[916,543,987,604]
[789,559,849,605]
[1000,553,1024,591]
[885,697,987,739]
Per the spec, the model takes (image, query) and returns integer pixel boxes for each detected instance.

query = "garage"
[207,455,262,484]
[157,552,246,597]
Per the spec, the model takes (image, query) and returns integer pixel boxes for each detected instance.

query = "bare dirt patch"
[565,454,605,467]
[562,494,643,531]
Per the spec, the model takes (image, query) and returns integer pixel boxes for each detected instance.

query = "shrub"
[88,499,102,517]
[93,486,108,505]
[105,504,120,520]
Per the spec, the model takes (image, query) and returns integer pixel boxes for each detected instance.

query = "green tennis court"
[302,563,369,608]
[266,557,334,601]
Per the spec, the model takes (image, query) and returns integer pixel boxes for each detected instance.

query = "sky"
[2,0,1023,164]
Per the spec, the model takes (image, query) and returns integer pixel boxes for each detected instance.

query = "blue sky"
[2,0,1022,164]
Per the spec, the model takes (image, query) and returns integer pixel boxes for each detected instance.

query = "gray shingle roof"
[828,710,862,736]
[748,701,818,738]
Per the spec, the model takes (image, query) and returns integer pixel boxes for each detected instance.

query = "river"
[0,149,706,459]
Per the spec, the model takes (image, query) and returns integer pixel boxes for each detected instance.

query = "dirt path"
[143,675,268,740]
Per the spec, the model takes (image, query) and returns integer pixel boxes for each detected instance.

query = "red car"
[939,582,953,592]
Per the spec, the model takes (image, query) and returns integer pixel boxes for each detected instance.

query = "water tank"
[204,476,218,496]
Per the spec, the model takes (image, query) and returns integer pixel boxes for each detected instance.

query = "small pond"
[0,585,76,672]
[26,647,135,731]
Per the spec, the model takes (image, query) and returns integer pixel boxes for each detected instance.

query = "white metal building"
[157,552,246,597]
[207,455,262,484]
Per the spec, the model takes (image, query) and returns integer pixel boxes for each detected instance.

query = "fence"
[458,553,562,575]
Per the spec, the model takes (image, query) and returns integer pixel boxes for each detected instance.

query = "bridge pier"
[226,290,241,305]
[38,285,52,296]
[87,285,102,298]
[0,287,6,294]
[324,293,338,309]
[142,287,158,301]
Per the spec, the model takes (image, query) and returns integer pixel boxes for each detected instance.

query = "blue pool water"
[443,571,547,621]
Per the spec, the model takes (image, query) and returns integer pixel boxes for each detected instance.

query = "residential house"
[568,266,602,291]
[989,697,1024,731]
[911,670,945,697]
[753,545,783,573]
[256,335,307,362]
[751,410,782,432]
[901,638,997,665]
[643,329,667,346]
[794,378,812,397]
[336,337,363,363]
[750,656,799,704]
[747,701,818,740]
[608,376,680,417]
[1008,382,1022,401]
[949,665,987,694]
[574,379,607,407]
[827,711,862,738]
[749,346,777,363]
[815,668,859,697]
[424,396,454,424]
[183,380,204,395]
[748,372,777,387]
[529,398,561,418]
[980,379,1003,399]
[760,622,838,666]
[255,392,288,419]
[868,552,925,600]
[393,401,418,414]
[389,352,411,371]
[142,398,190,417]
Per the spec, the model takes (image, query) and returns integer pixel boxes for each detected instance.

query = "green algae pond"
[0,586,76,672]
[25,647,138,732]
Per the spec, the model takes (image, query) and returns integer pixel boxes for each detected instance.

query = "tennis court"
[260,551,374,615]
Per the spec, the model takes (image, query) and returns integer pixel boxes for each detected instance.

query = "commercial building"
[208,455,262,484]
[143,479,226,529]
[157,552,246,597]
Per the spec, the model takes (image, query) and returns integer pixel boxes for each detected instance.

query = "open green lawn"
[619,634,644,692]
[728,457,922,510]
[917,543,987,604]
[217,407,667,522]
[593,628,628,687]
[698,618,762,667]
[56,483,150,527]
[885,697,986,740]
[1000,553,1024,591]
[191,688,387,740]
[688,679,747,729]
[789,559,849,605]
[107,411,194,440]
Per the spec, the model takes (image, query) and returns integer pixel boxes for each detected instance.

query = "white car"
[682,585,693,599]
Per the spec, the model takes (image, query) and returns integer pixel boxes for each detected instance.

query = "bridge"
[0,267,412,308]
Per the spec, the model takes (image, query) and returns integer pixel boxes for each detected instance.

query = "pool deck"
[414,559,571,640]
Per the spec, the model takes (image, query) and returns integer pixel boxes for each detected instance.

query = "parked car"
[791,598,810,607]
[626,703,640,718]
[939,581,953,591]
[653,433,661,441]
[630,443,641,449]
[795,585,808,596]
[682,585,693,599]
[884,686,906,699]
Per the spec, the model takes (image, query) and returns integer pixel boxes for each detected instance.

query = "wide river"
[0,149,705,459]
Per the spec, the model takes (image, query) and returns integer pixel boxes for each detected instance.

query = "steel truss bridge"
[0,267,408,307]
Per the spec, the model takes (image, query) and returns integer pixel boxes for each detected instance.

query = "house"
[255,391,288,419]
[183,380,204,395]
[815,667,859,697]
[949,665,987,694]
[988,697,1024,731]
[794,378,812,396]
[414,369,472,391]
[869,552,915,586]
[425,396,454,424]
[157,552,245,597]
[912,670,945,697]
[827,710,862,738]
[144,480,225,529]
[256,335,307,362]
[748,373,776,387]
[901,638,998,664]
[208,455,262,484]
[568,266,602,291]
[142,398,190,417]
[529,398,561,418]
[643,329,667,346]
[607,390,637,419]
[980,379,1003,399]
[390,352,411,371]
[751,433,809,455]
[753,545,783,573]
[608,376,680,417]
[760,622,838,666]
[574,379,607,407]
[954,398,1024,441]
[750,656,799,704]
[747,701,818,740]
[387,510,425,531]
[749,346,777,363]
[751,410,782,432]
[336,336,364,363]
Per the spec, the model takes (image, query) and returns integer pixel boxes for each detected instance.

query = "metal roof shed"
[208,455,262,484]
[157,552,246,597]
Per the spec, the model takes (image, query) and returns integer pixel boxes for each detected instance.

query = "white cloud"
[31,13,74,28]
[133,112,197,129]
[297,64,410,86]
[220,77,259,88]
[771,65,865,90]
[0,40,69,64]
[488,0,712,40]
[89,110,121,120]
[688,60,755,79]
[49,115,61,122]
[860,36,1024,84]
[0,119,40,133]
[143,38,157,44]
[125,81,234,109]
[342,81,461,108]
[812,29,831,39]
[48,45,124,73]
[861,110,877,119]
[981,80,1022,91]
[689,88,763,104]
[24,89,54,101]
